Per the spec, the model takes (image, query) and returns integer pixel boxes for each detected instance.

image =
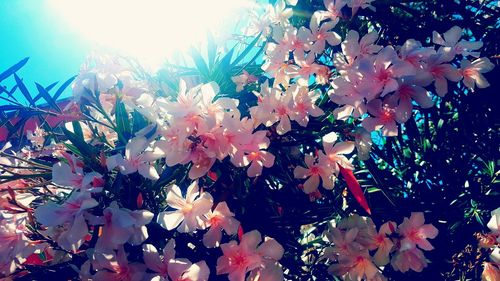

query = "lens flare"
[48,0,252,70]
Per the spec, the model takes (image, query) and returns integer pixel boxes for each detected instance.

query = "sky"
[0,0,90,98]
[0,0,258,104]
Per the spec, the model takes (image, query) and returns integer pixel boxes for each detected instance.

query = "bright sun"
[48,0,253,70]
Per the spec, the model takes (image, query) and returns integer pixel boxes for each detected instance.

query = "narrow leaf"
[0,57,29,83]
[53,75,76,100]
[14,74,34,105]
[190,48,210,78]
[35,82,61,113]
[340,166,371,215]
[232,33,261,66]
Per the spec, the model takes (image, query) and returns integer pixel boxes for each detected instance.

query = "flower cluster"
[330,26,494,137]
[478,207,500,281]
[293,132,354,194]
[322,212,438,280]
[0,0,495,280]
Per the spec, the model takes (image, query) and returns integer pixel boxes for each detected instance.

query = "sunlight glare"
[48,0,252,70]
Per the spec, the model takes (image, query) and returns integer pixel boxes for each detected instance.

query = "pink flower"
[398,39,435,71]
[362,98,401,137]
[328,250,379,280]
[357,46,416,96]
[317,0,347,24]
[418,53,462,97]
[92,247,146,281]
[157,181,213,233]
[52,161,104,192]
[217,230,284,281]
[390,247,427,273]
[231,70,258,92]
[34,191,98,251]
[309,14,341,55]
[386,82,434,123]
[341,30,382,62]
[203,202,240,248]
[347,0,376,16]
[243,150,276,178]
[290,85,324,126]
[286,26,313,59]
[487,207,500,242]
[167,259,210,281]
[268,0,293,26]
[482,262,500,281]
[94,201,154,250]
[26,126,46,149]
[397,212,438,252]
[142,240,176,277]
[320,132,355,173]
[293,52,324,86]
[107,136,162,180]
[294,154,334,194]
[231,132,276,178]
[324,227,362,256]
[372,221,396,266]
[432,26,483,58]
[0,213,34,275]
[460,57,495,90]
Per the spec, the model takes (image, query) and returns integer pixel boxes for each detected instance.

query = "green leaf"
[132,110,148,133]
[207,32,217,70]
[71,121,84,139]
[115,98,132,144]
[35,82,61,113]
[190,48,210,79]
[367,187,381,193]
[231,33,261,66]
[14,74,34,106]
[0,57,29,83]
[53,75,76,100]
[61,126,96,158]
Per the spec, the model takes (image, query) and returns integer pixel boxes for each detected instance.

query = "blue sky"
[0,1,91,100]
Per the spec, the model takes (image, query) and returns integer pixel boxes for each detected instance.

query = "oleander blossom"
[0,1,496,280]
[217,230,284,281]
[157,181,213,233]
[323,212,438,279]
